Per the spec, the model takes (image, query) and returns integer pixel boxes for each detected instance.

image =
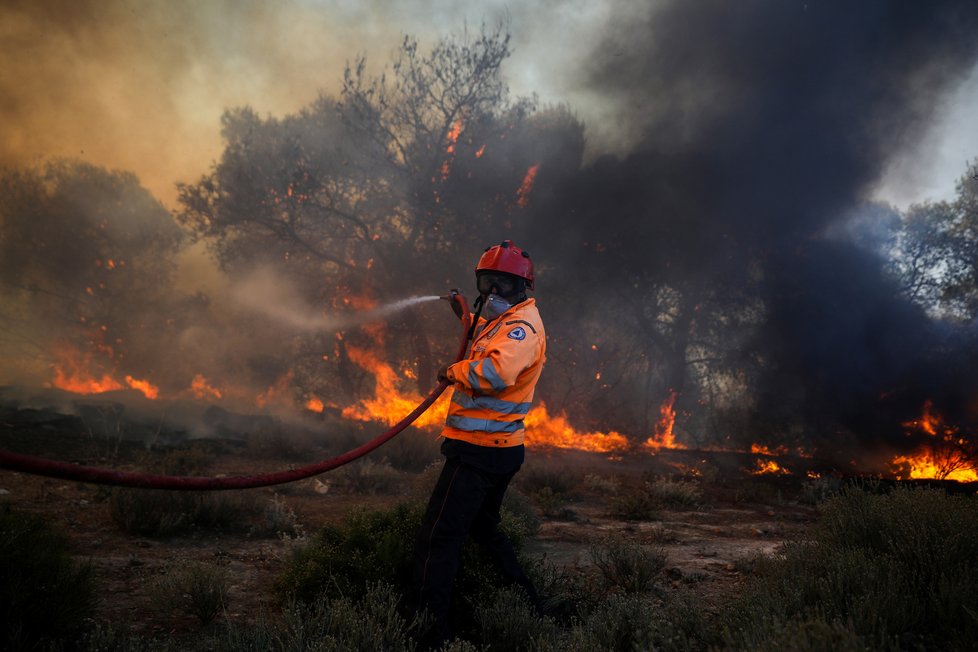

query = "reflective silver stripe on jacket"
[446,415,525,433]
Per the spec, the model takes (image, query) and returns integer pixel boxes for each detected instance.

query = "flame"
[901,399,946,436]
[889,400,976,481]
[341,346,449,428]
[440,119,464,180]
[524,402,629,452]
[475,144,486,158]
[50,347,123,394]
[305,396,325,413]
[190,374,223,400]
[256,371,294,409]
[750,443,789,456]
[644,390,685,451]
[752,458,790,476]
[124,375,159,400]
[891,450,978,482]
[516,163,540,208]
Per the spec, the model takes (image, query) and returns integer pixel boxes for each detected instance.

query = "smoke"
[230,268,439,332]
[536,0,978,452]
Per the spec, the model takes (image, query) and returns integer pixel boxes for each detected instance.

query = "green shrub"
[109,488,259,536]
[475,586,558,651]
[518,463,582,497]
[589,538,666,593]
[277,502,424,604]
[553,590,706,652]
[722,486,978,650]
[383,428,442,472]
[223,583,417,651]
[277,499,536,641]
[647,478,702,508]
[153,560,230,626]
[608,489,660,521]
[334,458,403,494]
[0,509,95,649]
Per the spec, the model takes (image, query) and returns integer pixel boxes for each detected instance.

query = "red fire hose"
[0,294,471,490]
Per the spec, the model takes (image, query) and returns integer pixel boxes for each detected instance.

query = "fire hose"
[0,293,471,490]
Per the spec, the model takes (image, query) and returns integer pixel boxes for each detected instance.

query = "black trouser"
[414,454,538,643]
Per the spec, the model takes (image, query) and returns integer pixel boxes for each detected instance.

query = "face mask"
[483,293,512,320]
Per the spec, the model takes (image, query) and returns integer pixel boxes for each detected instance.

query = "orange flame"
[50,347,123,394]
[644,390,685,451]
[124,375,159,400]
[524,402,629,452]
[190,374,223,400]
[256,371,294,409]
[889,400,976,481]
[752,458,790,476]
[305,396,325,413]
[440,119,464,181]
[516,163,540,208]
[341,346,449,428]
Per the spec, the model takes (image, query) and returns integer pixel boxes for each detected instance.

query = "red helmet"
[476,240,534,290]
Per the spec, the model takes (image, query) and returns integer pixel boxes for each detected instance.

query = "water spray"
[0,293,472,490]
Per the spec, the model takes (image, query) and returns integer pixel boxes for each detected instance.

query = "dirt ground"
[0,407,820,638]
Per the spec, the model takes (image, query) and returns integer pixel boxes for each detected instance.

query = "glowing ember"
[190,374,223,400]
[516,163,540,208]
[524,402,629,452]
[644,390,684,451]
[124,375,159,399]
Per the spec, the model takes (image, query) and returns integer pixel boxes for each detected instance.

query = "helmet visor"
[477,272,519,298]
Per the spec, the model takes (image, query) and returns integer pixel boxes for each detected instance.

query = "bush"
[223,583,417,651]
[647,478,702,508]
[383,428,442,472]
[153,560,230,626]
[475,586,558,651]
[0,509,95,649]
[589,538,667,593]
[553,590,707,652]
[109,488,260,536]
[277,499,536,641]
[608,489,660,521]
[334,458,403,495]
[277,502,426,604]
[722,486,978,650]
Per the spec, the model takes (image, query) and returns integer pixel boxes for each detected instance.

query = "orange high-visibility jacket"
[442,298,546,447]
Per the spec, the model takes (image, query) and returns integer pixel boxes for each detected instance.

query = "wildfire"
[644,390,685,451]
[305,396,325,413]
[51,356,123,394]
[752,458,790,476]
[440,119,464,181]
[49,348,158,399]
[524,402,629,452]
[889,400,977,482]
[123,375,159,400]
[190,374,223,400]
[516,163,540,208]
[341,346,449,428]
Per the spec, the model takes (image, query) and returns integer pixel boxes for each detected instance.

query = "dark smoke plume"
[524,0,978,457]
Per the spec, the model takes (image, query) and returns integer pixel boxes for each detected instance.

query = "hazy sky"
[2,0,975,209]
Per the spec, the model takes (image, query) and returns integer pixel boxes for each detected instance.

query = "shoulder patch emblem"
[507,326,527,341]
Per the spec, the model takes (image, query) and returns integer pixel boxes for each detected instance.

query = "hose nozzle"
[440,289,460,301]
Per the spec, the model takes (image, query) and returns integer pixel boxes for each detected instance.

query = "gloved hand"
[448,289,464,320]
[437,366,451,382]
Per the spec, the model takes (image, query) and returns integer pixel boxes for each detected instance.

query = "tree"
[888,159,978,320]
[176,25,580,403]
[0,160,185,386]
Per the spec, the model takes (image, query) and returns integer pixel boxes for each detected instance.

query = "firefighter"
[414,240,546,647]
